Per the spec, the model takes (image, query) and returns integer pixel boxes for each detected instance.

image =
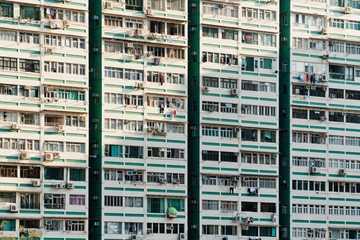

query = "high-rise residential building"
[0,0,89,239]
[279,0,360,239]
[188,0,279,239]
[88,0,188,239]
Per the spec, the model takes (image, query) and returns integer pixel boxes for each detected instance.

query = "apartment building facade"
[188,0,279,239]
[0,0,89,239]
[279,0,360,239]
[88,0,188,239]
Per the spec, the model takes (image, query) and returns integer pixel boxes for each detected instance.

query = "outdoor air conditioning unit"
[345,7,352,14]
[45,48,53,53]
[53,152,60,159]
[136,29,144,36]
[32,180,40,186]
[322,54,329,60]
[45,220,53,225]
[63,20,70,28]
[146,9,154,16]
[202,86,209,93]
[338,169,346,175]
[173,179,180,184]
[10,123,20,131]
[179,233,186,240]
[57,125,65,132]
[234,176,240,182]
[105,1,113,8]
[66,183,74,189]
[233,215,241,223]
[321,28,328,35]
[320,116,327,121]
[160,178,167,184]
[310,166,319,174]
[230,88,238,96]
[80,116,86,121]
[147,229,153,234]
[9,205,18,213]
[44,152,54,162]
[20,152,29,160]
[330,94,336,98]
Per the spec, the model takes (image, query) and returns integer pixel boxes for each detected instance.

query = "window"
[20,193,39,209]
[167,0,184,11]
[220,201,237,211]
[125,146,143,158]
[44,168,64,180]
[202,225,219,235]
[0,3,13,17]
[242,202,257,212]
[0,192,16,203]
[202,77,219,88]
[104,169,123,181]
[70,169,85,181]
[202,150,219,161]
[124,222,143,234]
[19,59,39,73]
[0,57,17,71]
[147,198,165,213]
[44,220,63,231]
[105,196,122,207]
[222,29,238,40]
[20,6,40,20]
[20,166,40,178]
[202,27,218,38]
[242,129,258,141]
[260,130,276,143]
[0,165,17,178]
[69,195,85,205]
[261,203,276,213]
[44,194,65,209]
[221,226,237,235]
[104,222,122,234]
[66,221,85,231]
[125,197,143,207]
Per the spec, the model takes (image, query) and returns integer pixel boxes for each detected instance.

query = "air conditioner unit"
[136,29,144,36]
[234,176,240,181]
[230,88,238,96]
[80,116,86,121]
[320,116,327,121]
[146,9,154,16]
[32,180,40,186]
[233,215,241,223]
[20,152,29,160]
[321,28,328,35]
[322,54,329,60]
[179,233,186,240]
[242,177,249,182]
[45,152,54,162]
[338,169,346,175]
[131,235,137,240]
[53,152,60,159]
[66,183,74,189]
[105,1,113,9]
[243,225,249,231]
[45,48,53,53]
[67,221,73,225]
[55,183,63,189]
[137,83,144,88]
[173,179,180,184]
[219,4,225,8]
[310,166,319,174]
[345,7,352,14]
[57,125,65,132]
[234,128,240,132]
[330,94,336,98]
[10,123,20,131]
[202,86,209,93]
[45,220,52,226]
[9,205,18,213]
[160,178,167,184]
[147,229,153,234]
[63,20,70,28]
